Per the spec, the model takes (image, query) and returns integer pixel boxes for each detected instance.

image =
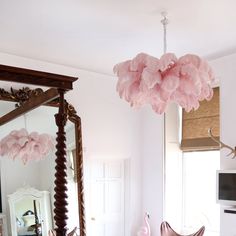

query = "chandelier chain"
[161,12,169,54]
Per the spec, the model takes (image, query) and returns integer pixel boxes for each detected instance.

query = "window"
[182,151,220,236]
[181,87,220,151]
[165,86,220,235]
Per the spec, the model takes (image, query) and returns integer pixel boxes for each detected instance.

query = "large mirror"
[0,84,85,236]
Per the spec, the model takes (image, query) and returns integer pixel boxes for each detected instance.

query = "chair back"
[160,221,205,236]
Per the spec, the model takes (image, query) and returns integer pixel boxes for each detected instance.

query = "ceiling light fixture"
[113,12,215,114]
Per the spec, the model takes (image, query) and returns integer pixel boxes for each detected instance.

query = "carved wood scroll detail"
[0,87,61,107]
[0,87,44,106]
[65,101,86,236]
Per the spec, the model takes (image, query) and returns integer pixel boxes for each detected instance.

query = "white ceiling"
[0,0,236,75]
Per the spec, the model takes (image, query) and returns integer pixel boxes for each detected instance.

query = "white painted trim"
[8,187,52,236]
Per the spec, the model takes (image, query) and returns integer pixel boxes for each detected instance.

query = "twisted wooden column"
[54,90,68,236]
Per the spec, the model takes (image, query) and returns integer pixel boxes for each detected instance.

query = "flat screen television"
[216,170,236,205]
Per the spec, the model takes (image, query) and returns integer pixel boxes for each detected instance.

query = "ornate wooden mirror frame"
[0,65,86,236]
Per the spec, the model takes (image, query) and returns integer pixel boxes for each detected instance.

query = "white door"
[85,159,124,236]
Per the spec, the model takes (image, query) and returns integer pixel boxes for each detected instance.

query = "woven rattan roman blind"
[181,87,220,151]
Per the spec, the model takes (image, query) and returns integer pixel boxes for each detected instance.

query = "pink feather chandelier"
[113,12,215,114]
[0,128,54,164]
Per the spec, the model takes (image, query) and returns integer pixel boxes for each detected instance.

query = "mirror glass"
[0,100,80,236]
[65,119,80,232]
[8,187,52,236]
[15,198,41,235]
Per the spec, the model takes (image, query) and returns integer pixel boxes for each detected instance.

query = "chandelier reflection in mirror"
[0,128,54,164]
[0,93,55,164]
[113,12,215,114]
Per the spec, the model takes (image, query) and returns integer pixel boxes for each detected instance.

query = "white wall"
[209,54,236,170]
[164,104,182,232]
[209,53,236,236]
[0,52,142,235]
[140,107,164,236]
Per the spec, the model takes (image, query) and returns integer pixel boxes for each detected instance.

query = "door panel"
[86,159,124,236]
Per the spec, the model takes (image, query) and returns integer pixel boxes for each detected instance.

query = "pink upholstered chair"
[160,221,205,236]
